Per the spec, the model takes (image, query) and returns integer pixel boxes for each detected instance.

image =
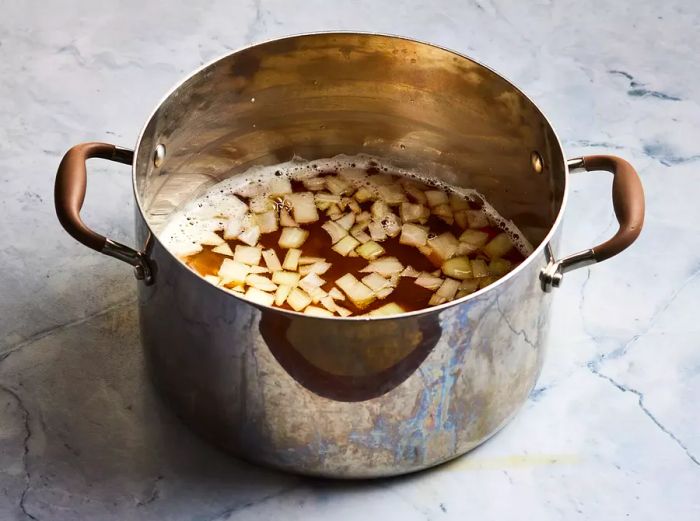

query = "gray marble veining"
[0,0,698,519]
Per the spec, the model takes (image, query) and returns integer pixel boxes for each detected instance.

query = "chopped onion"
[287,287,312,311]
[404,184,428,205]
[377,184,407,205]
[233,245,262,266]
[335,212,356,230]
[489,258,512,276]
[328,287,345,301]
[286,192,319,223]
[361,272,391,291]
[356,240,385,260]
[380,213,402,238]
[304,305,334,317]
[282,248,302,271]
[400,202,430,223]
[449,193,470,211]
[479,275,499,289]
[454,210,469,229]
[441,257,473,280]
[275,284,293,306]
[348,250,359,257]
[457,278,480,297]
[399,223,428,247]
[428,293,447,306]
[347,199,361,213]
[223,216,245,240]
[458,229,489,252]
[262,249,282,271]
[197,230,225,246]
[483,233,514,259]
[246,274,277,292]
[303,177,326,191]
[322,220,348,244]
[353,186,375,203]
[212,243,234,256]
[375,286,394,299]
[401,265,421,278]
[307,286,328,304]
[250,195,274,214]
[351,229,372,244]
[326,205,342,219]
[336,273,376,309]
[427,232,459,262]
[437,278,460,299]
[332,235,360,256]
[244,287,275,307]
[356,211,372,224]
[172,242,203,258]
[368,220,387,242]
[255,209,279,233]
[368,302,405,317]
[433,204,454,225]
[272,270,300,286]
[299,261,332,276]
[298,256,325,265]
[267,177,292,197]
[279,208,297,227]
[471,259,490,278]
[278,227,309,249]
[218,259,250,286]
[238,223,261,246]
[425,190,449,207]
[417,244,433,257]
[360,256,404,276]
[319,295,338,313]
[228,285,244,293]
[326,176,353,196]
[299,272,326,294]
[248,265,269,274]
[371,200,391,219]
[315,192,342,210]
[467,210,489,229]
[389,273,401,286]
[203,274,221,285]
[335,305,352,317]
[415,272,443,290]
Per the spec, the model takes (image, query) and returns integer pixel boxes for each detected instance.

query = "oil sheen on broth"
[162,156,531,317]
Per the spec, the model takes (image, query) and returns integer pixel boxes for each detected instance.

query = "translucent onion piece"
[415,272,443,290]
[320,295,338,313]
[203,274,221,285]
[428,293,447,306]
[238,223,261,246]
[478,275,499,289]
[351,229,372,244]
[326,176,353,196]
[471,259,490,278]
[458,229,489,252]
[298,256,325,265]
[359,256,404,276]
[454,210,469,229]
[404,184,428,205]
[307,286,328,304]
[287,287,312,311]
[233,245,262,266]
[361,272,391,292]
[489,258,513,276]
[354,186,374,203]
[425,190,449,207]
[401,265,421,278]
[250,195,275,214]
[449,192,470,211]
[427,232,459,262]
[173,242,203,258]
[198,230,225,246]
[371,200,391,219]
[322,220,348,244]
[377,184,407,205]
[275,284,293,306]
[282,248,302,271]
[303,177,326,191]
[400,202,430,224]
[262,249,282,271]
[244,287,275,307]
[223,216,244,240]
[299,272,326,293]
[335,273,376,309]
[267,177,292,197]
[436,278,460,299]
[399,223,428,247]
[356,211,372,224]
[483,233,514,259]
[255,210,279,234]
[246,274,277,292]
[299,261,332,276]
[441,257,473,280]
[315,192,342,207]
[278,227,309,249]
[368,220,387,242]
[348,199,361,214]
[304,305,334,317]
[328,287,345,301]
[335,212,356,230]
[332,235,360,256]
[286,192,319,223]
[335,305,352,317]
[212,243,234,256]
[459,278,480,294]
[218,259,250,286]
[248,265,269,274]
[375,286,395,299]
[272,270,300,287]
[356,240,385,260]
[432,204,454,225]
[279,208,297,227]
[467,210,489,229]
[368,302,406,317]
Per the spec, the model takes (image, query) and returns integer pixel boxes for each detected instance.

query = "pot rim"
[132,31,569,321]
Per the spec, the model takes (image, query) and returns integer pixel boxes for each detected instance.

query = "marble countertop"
[1,0,698,519]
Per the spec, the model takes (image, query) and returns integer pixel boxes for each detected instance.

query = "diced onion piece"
[433,204,454,225]
[337,197,349,211]
[457,278,480,298]
[437,278,460,299]
[400,202,430,224]
[360,256,404,276]
[483,233,514,259]
[203,274,221,285]
[328,287,345,301]
[467,210,489,229]
[278,227,309,249]
[368,220,387,242]
[417,244,433,257]
[224,216,245,240]
[428,232,459,262]
[332,235,360,256]
[304,305,334,317]
[286,192,319,223]
[282,248,302,271]
[441,257,473,280]
[354,186,375,203]
[428,293,448,306]
[326,176,353,196]
[404,184,428,204]
[348,250,359,257]
[267,177,292,197]
[389,273,401,286]
[377,184,407,205]
[322,220,348,244]
[212,243,234,256]
[356,211,372,224]
[478,275,499,289]
[356,240,385,260]
[454,210,469,229]
[326,205,342,219]
[228,285,245,293]
[351,229,371,244]
[279,208,297,227]
[255,210,279,233]
[471,259,490,278]
[298,256,325,265]
[335,212,356,230]
[371,200,391,219]
[272,270,300,287]
[303,177,326,191]
[399,223,428,247]
[458,229,489,253]
[238,223,261,246]
[369,302,406,317]
[262,249,282,271]
[449,193,470,211]
[375,286,395,299]
[347,199,361,213]
[425,190,449,207]
[455,242,474,256]
[197,230,225,246]
[299,272,326,293]
[250,195,274,213]
[299,261,332,276]
[248,265,269,274]
[172,242,203,258]
[320,295,338,313]
[307,286,328,304]
[315,192,342,210]
[401,265,420,278]
[287,287,312,311]
[245,274,277,292]
[336,273,376,309]
[233,245,262,266]
[335,305,352,317]
[380,213,402,238]
[244,287,275,307]
[275,284,293,306]
[489,258,513,276]
[415,272,443,290]
[218,259,250,286]
[361,272,391,292]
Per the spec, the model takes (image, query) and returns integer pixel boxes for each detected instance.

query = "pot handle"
[55,142,152,284]
[540,154,644,292]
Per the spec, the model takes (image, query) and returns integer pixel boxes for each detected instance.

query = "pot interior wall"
[134,33,565,248]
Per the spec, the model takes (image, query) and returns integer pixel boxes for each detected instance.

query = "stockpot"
[55,33,644,478]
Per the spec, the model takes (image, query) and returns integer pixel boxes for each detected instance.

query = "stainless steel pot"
[55,33,644,478]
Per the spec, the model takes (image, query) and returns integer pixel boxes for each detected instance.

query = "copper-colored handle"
[54,142,152,283]
[540,154,645,291]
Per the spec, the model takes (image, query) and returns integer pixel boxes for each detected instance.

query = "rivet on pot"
[531,151,543,174]
[154,144,166,168]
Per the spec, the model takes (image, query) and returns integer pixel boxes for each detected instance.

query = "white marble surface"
[0,0,698,519]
